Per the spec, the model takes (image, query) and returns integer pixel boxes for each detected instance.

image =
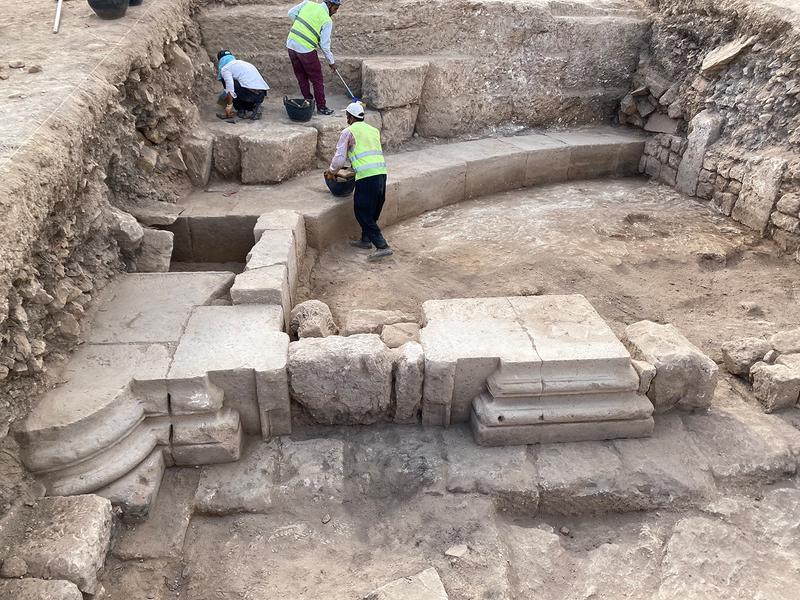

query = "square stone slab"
[87,272,234,344]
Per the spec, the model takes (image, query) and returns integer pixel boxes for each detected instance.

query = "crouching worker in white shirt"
[217,50,270,121]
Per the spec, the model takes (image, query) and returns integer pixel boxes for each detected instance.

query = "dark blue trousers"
[354,174,388,249]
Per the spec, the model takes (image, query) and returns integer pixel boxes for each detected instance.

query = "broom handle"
[336,70,356,101]
[53,0,64,33]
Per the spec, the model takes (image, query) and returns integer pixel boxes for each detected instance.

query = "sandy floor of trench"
[305,177,800,360]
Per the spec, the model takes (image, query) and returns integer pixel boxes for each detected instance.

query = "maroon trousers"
[288,48,327,110]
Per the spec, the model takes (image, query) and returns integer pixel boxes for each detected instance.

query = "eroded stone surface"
[364,567,449,600]
[362,58,429,109]
[393,342,424,424]
[289,299,338,339]
[381,322,420,348]
[722,337,772,376]
[288,335,394,424]
[750,362,800,412]
[0,579,83,600]
[624,320,718,412]
[135,228,173,273]
[342,309,417,336]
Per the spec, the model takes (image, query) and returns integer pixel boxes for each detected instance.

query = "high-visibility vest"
[287,2,332,52]
[347,121,388,181]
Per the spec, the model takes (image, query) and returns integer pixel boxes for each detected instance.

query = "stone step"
[169,127,646,261]
[95,448,166,522]
[167,305,291,439]
[471,414,655,446]
[39,420,170,496]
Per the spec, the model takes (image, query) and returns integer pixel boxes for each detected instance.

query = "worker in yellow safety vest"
[287,0,341,115]
[325,103,393,261]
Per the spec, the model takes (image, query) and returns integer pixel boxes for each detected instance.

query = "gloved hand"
[324,169,337,180]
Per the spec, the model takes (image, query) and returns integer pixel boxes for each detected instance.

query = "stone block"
[700,36,757,74]
[240,126,317,184]
[289,299,338,339]
[0,579,83,600]
[362,57,429,109]
[287,335,394,425]
[1,496,112,594]
[87,272,234,344]
[246,229,298,299]
[170,423,243,466]
[721,337,772,376]
[644,113,680,134]
[503,134,571,186]
[168,305,290,438]
[777,193,800,215]
[771,328,800,353]
[95,448,165,522]
[135,228,173,273]
[173,408,241,446]
[393,342,424,424]
[253,209,307,270]
[676,110,723,196]
[380,104,419,147]
[364,567,448,600]
[750,362,800,412]
[381,322,420,348]
[128,200,182,227]
[211,129,241,179]
[732,157,787,234]
[623,320,718,412]
[109,208,144,253]
[181,133,213,187]
[342,309,417,336]
[444,426,538,510]
[772,211,800,233]
[437,138,529,199]
[230,265,291,330]
[113,470,199,561]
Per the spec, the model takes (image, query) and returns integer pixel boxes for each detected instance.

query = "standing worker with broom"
[287,0,341,116]
[325,103,393,261]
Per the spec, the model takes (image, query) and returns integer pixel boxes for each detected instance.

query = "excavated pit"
[1,0,800,598]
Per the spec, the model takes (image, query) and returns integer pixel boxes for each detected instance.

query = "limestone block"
[676,110,723,196]
[0,555,27,577]
[170,422,242,466]
[230,265,291,331]
[0,579,83,600]
[109,207,144,252]
[342,309,417,336]
[211,129,241,179]
[173,408,241,446]
[380,104,419,147]
[128,200,182,227]
[772,212,800,233]
[364,567,448,600]
[2,496,112,594]
[701,36,757,74]
[503,134,571,186]
[362,57,429,109]
[443,427,538,510]
[393,342,424,424]
[769,328,800,354]
[623,320,718,412]
[750,362,800,413]
[95,449,165,522]
[253,209,307,269]
[631,359,656,394]
[381,322,420,348]
[181,133,213,187]
[644,113,680,134]
[288,335,394,425]
[136,228,173,273]
[130,343,172,415]
[437,138,529,199]
[545,130,645,179]
[289,299,338,339]
[168,305,290,438]
[246,229,298,300]
[731,157,787,234]
[777,193,800,216]
[240,126,317,184]
[721,337,772,376]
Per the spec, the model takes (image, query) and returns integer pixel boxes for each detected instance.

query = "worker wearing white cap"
[325,102,392,261]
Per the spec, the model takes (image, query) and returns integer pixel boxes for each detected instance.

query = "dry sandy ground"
[307,178,800,361]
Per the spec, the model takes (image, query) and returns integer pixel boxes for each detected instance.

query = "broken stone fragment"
[288,334,394,425]
[619,94,637,116]
[623,321,718,412]
[381,322,421,348]
[26,64,42,74]
[631,359,656,394]
[750,361,800,412]
[777,193,800,216]
[289,299,338,339]
[135,229,173,273]
[342,309,417,336]
[0,579,82,600]
[770,328,800,354]
[644,113,680,134]
[701,36,758,75]
[363,567,449,600]
[181,133,213,187]
[158,147,187,172]
[108,207,144,252]
[635,95,657,117]
[731,156,787,235]
[137,146,159,173]
[721,337,772,376]
[8,60,24,69]
[676,110,723,196]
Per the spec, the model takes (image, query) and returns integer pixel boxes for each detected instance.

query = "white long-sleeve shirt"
[287,0,335,65]
[329,128,355,172]
[220,60,269,98]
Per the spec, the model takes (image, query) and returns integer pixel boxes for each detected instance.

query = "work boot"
[349,239,372,249]
[368,247,393,261]
[250,109,262,121]
[236,109,247,119]
[318,107,335,116]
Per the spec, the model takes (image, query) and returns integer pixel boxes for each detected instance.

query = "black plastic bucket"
[325,174,356,197]
[284,96,314,122]
[87,0,128,19]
